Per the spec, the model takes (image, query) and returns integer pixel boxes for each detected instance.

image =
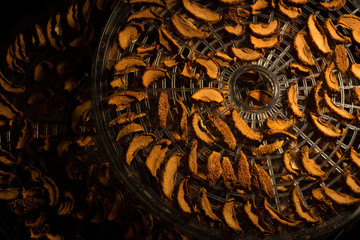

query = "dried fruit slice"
[218,0,245,4]
[287,82,305,118]
[318,0,346,11]
[0,70,25,94]
[236,151,251,191]
[58,191,75,216]
[278,0,302,20]
[221,157,237,190]
[224,7,250,23]
[290,62,312,76]
[177,176,193,213]
[188,139,198,175]
[32,24,47,47]
[266,116,295,131]
[264,199,301,227]
[231,109,263,142]
[291,187,319,223]
[323,18,352,44]
[126,133,156,165]
[107,91,147,111]
[0,93,23,120]
[16,119,36,150]
[300,145,328,179]
[194,56,220,80]
[345,173,360,195]
[108,112,147,127]
[283,150,300,176]
[0,169,16,185]
[136,44,160,58]
[307,13,332,55]
[113,56,148,75]
[294,31,316,67]
[323,91,354,121]
[209,116,236,150]
[250,0,275,15]
[127,8,163,22]
[350,147,360,169]
[309,83,323,116]
[176,99,189,142]
[158,92,170,128]
[222,198,243,234]
[42,176,60,207]
[142,67,170,88]
[350,62,360,81]
[253,141,284,157]
[324,61,340,93]
[213,51,234,68]
[161,152,182,200]
[129,0,166,7]
[146,139,172,178]
[230,47,264,61]
[249,19,279,37]
[46,12,66,51]
[244,201,273,233]
[0,188,20,200]
[250,163,274,199]
[116,123,144,141]
[198,187,221,221]
[250,35,281,49]
[171,14,209,40]
[192,87,224,104]
[207,151,223,187]
[0,148,21,166]
[334,45,349,74]
[248,89,273,105]
[285,0,310,5]
[352,87,360,103]
[182,0,222,24]
[158,26,182,52]
[224,24,245,36]
[192,112,216,145]
[323,187,360,205]
[309,113,346,138]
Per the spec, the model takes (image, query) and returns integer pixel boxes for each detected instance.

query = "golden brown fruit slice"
[248,89,273,105]
[129,0,166,7]
[194,56,220,80]
[158,26,182,52]
[0,148,21,166]
[145,139,172,178]
[309,113,346,138]
[249,19,279,37]
[0,71,25,94]
[244,201,274,233]
[300,145,328,179]
[127,8,163,22]
[158,92,170,128]
[126,133,156,165]
[323,18,352,44]
[176,99,189,142]
[287,82,305,118]
[0,188,20,201]
[345,173,360,195]
[324,61,340,93]
[350,62,360,81]
[323,91,354,121]
[207,151,223,187]
[16,119,36,150]
[334,45,349,74]
[136,44,160,58]
[192,112,216,145]
[250,0,275,15]
[221,157,237,190]
[318,0,346,11]
[264,199,301,227]
[250,35,281,49]
[278,0,302,20]
[230,47,264,61]
[46,12,66,51]
[252,141,284,157]
[192,87,224,104]
[107,91,147,111]
[266,116,295,131]
[42,175,60,207]
[323,187,360,205]
[118,23,144,50]
[250,163,274,199]
[294,31,316,66]
[161,152,182,200]
[0,93,23,120]
[116,123,144,141]
[224,24,245,36]
[108,112,147,127]
[176,176,193,214]
[113,56,148,75]
[142,67,170,88]
[209,116,236,150]
[188,139,199,175]
[198,187,221,221]
[171,14,209,40]
[286,0,310,5]
[231,109,263,142]
[291,186,319,223]
[337,14,360,42]
[213,51,234,68]
[182,0,222,25]
[222,198,243,234]
[224,7,250,23]
[236,151,251,191]
[0,169,16,185]
[307,13,332,55]
[350,147,360,169]
[218,0,245,4]
[290,62,312,76]
[283,150,300,176]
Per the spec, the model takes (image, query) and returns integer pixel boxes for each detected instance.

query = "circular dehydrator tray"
[92,0,360,239]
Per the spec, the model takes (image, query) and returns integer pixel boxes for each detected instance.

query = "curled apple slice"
[345,173,360,195]
[161,152,182,200]
[244,201,274,233]
[278,0,302,20]
[294,31,316,67]
[222,198,243,234]
[318,0,346,12]
[291,187,319,223]
[207,151,223,187]
[230,47,264,61]
[192,112,216,145]
[252,141,284,157]
[146,139,172,178]
[231,109,263,142]
[182,0,222,25]
[300,145,328,179]
[198,187,221,221]
[287,82,305,118]
[307,13,332,55]
[171,14,209,40]
[250,35,281,49]
[117,23,144,50]
[221,157,237,190]
[310,113,346,138]
[323,187,360,205]
[264,198,301,227]
[323,91,354,121]
[126,133,156,165]
[249,19,279,37]
[209,115,236,150]
[192,87,224,104]
[324,18,351,44]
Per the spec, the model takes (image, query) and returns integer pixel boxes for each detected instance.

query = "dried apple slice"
[323,187,360,205]
[129,0,166,6]
[232,109,263,142]
[0,188,20,201]
[249,19,279,37]
[290,62,312,76]
[194,56,220,80]
[248,89,273,105]
[285,0,310,5]
[158,92,170,128]
[300,145,328,179]
[107,91,147,111]
[318,0,346,11]
[182,0,222,25]
[0,169,15,185]
[253,141,284,157]
[221,157,237,190]
[291,187,319,223]
[222,198,243,234]
[0,93,23,120]
[264,199,301,227]
[0,70,25,94]
[116,123,144,141]
[126,133,156,165]
[161,152,182,200]
[250,0,275,14]
[176,176,193,213]
[231,47,264,61]
[32,24,47,47]
[309,113,346,138]
[71,100,91,134]
[180,60,197,81]
[324,61,340,93]
[198,187,221,221]
[224,7,250,23]
[350,147,360,169]
[250,35,281,49]
[42,176,60,207]
[294,31,316,67]
[188,139,198,176]
[175,99,189,142]
[108,112,147,127]
[218,0,245,5]
[158,26,182,52]
[0,148,21,166]
[46,12,66,51]
[192,112,216,145]
[58,191,75,216]
[287,82,305,118]
[192,87,224,104]
[136,44,160,58]
[323,91,354,121]
[224,24,245,36]
[334,45,349,74]
[266,116,295,131]
[337,14,360,32]
[146,139,172,178]
[127,8,163,22]
[207,151,223,187]
[236,151,251,191]
[307,13,332,55]
[350,62,360,81]
[278,0,302,20]
[345,173,360,195]
[209,116,236,150]
[323,18,351,44]
[16,119,36,150]
[250,163,274,199]
[283,150,300,176]
[117,22,144,50]
[113,56,148,75]
[352,87,360,104]
[171,14,209,40]
[244,201,273,233]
